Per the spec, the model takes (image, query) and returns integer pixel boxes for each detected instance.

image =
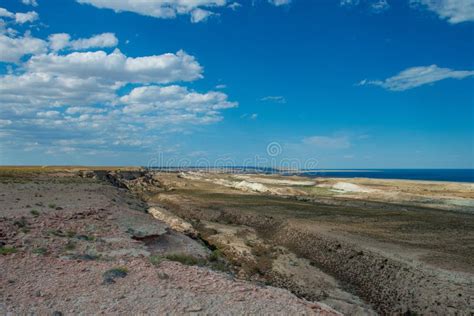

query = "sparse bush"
[48,229,66,237]
[149,255,164,266]
[13,217,27,228]
[20,227,30,234]
[76,234,95,241]
[30,209,40,217]
[209,260,229,272]
[207,249,231,272]
[103,267,129,284]
[48,203,56,209]
[0,246,17,255]
[165,253,206,266]
[32,247,47,255]
[72,253,99,261]
[64,240,76,251]
[209,249,221,262]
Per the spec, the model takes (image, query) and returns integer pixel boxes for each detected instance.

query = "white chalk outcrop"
[233,180,270,193]
[233,175,316,186]
[148,206,197,237]
[331,182,375,193]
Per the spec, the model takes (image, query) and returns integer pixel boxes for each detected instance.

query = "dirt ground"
[0,170,337,315]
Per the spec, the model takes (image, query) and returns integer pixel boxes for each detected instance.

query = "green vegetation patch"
[165,253,207,266]
[0,246,18,255]
[149,255,164,266]
[149,251,230,272]
[103,267,129,284]
[32,247,48,255]
[64,240,76,251]
[209,249,222,262]
[13,217,28,228]
[47,229,66,237]
[76,234,96,241]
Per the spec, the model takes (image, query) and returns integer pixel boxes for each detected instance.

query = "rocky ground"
[0,169,337,315]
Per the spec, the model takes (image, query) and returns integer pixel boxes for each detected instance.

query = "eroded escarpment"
[141,171,474,315]
[178,204,473,314]
[190,212,472,314]
[190,219,377,315]
[270,222,474,315]
[81,170,474,315]
[146,193,378,314]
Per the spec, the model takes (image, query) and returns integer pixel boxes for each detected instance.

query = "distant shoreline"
[1,166,472,183]
[299,169,474,183]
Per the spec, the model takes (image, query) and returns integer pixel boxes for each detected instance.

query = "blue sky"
[0,0,473,168]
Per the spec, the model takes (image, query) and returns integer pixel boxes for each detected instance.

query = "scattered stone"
[157,272,169,280]
[185,305,203,312]
[103,267,129,284]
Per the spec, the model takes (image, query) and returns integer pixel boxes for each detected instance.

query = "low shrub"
[149,255,164,266]
[0,246,17,255]
[64,240,76,251]
[32,247,47,255]
[165,253,206,266]
[103,267,129,284]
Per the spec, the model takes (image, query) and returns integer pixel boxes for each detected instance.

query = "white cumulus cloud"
[411,0,474,23]
[190,8,215,23]
[49,32,118,51]
[341,0,474,23]
[0,27,237,156]
[14,11,39,23]
[0,72,119,112]
[370,0,390,12]
[358,65,474,91]
[76,0,227,22]
[121,85,237,114]
[22,0,39,6]
[268,0,292,6]
[26,49,203,84]
[0,8,14,18]
[0,33,47,62]
[0,7,39,24]
[228,2,241,10]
